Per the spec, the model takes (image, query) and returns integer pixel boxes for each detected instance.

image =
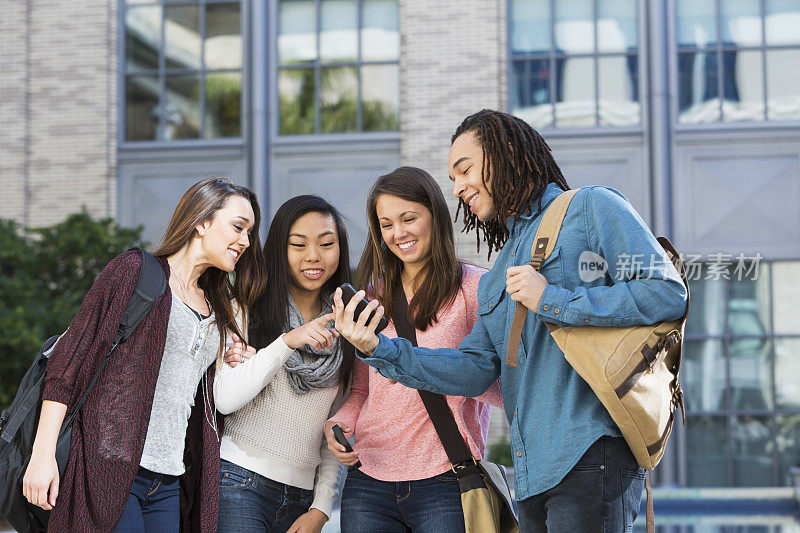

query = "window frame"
[670,0,800,131]
[273,0,401,138]
[505,0,646,135]
[118,0,249,148]
[681,260,800,487]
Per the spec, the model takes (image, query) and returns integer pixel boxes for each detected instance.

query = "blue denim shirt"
[360,184,688,500]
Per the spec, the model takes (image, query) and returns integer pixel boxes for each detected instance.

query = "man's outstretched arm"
[333,287,501,398]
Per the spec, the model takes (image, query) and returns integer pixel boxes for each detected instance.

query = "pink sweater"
[330,264,503,481]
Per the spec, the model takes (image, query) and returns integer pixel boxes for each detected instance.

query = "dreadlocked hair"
[451,109,570,259]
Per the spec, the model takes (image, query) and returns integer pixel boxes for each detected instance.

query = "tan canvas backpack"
[506,188,690,533]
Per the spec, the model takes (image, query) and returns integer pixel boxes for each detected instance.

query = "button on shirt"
[360,184,688,500]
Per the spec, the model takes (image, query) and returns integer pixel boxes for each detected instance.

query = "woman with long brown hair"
[22,177,266,532]
[324,167,502,532]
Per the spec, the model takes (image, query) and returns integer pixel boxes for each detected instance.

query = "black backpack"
[0,249,166,533]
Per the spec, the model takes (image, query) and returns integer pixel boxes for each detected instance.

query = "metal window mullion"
[314,0,321,133]
[295,59,394,69]
[549,0,557,127]
[164,68,206,75]
[593,0,599,127]
[236,0,244,140]
[513,51,559,60]
[723,277,733,486]
[200,0,207,138]
[760,0,769,121]
[203,68,242,74]
[506,0,513,113]
[691,408,779,417]
[356,0,363,131]
[159,2,167,140]
[716,0,723,121]
[635,0,643,127]
[768,261,779,484]
[120,1,127,143]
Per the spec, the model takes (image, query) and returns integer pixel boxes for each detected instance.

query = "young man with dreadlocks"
[333,109,688,531]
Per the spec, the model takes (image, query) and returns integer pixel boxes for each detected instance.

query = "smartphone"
[339,283,389,334]
[332,424,362,468]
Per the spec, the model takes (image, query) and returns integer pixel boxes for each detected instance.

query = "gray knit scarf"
[283,293,343,394]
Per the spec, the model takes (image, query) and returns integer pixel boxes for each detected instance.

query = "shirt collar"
[507,182,565,227]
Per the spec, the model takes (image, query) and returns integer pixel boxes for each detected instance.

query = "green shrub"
[0,211,144,410]
[487,438,514,467]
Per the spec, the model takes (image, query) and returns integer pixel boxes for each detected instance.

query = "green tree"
[279,67,399,134]
[206,73,242,137]
[487,438,514,467]
[0,211,144,410]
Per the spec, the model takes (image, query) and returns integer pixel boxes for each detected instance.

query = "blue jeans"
[341,466,465,533]
[113,468,180,533]
[217,459,314,532]
[517,436,645,533]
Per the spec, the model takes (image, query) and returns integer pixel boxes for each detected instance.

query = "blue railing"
[634,487,800,532]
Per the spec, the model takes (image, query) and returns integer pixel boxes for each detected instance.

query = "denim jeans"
[113,467,180,533]
[217,459,314,532]
[340,466,465,533]
[517,436,645,533]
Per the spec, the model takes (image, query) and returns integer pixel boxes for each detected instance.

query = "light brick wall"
[399,0,511,445]
[399,0,507,269]
[0,2,29,223]
[0,0,117,227]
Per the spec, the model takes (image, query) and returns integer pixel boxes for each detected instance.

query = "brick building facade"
[2,0,800,492]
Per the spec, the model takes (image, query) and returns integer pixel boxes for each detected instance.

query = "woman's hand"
[23,401,67,511]
[332,288,382,355]
[283,313,339,351]
[286,508,328,533]
[224,333,255,367]
[324,421,360,466]
[506,265,548,310]
[22,450,60,510]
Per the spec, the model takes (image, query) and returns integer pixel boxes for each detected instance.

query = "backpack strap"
[391,288,478,476]
[0,337,61,445]
[0,250,166,451]
[119,248,169,339]
[59,249,166,431]
[506,189,580,367]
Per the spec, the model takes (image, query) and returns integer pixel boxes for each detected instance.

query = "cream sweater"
[214,329,344,518]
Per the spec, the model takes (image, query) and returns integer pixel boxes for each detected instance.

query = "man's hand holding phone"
[333,284,385,356]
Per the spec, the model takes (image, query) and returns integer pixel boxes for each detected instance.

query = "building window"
[277,0,400,135]
[123,0,243,142]
[509,0,641,129]
[676,0,800,124]
[683,261,800,486]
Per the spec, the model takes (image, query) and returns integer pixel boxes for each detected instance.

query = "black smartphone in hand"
[338,283,389,334]
[332,424,362,469]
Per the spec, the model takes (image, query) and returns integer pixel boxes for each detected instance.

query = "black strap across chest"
[391,288,474,467]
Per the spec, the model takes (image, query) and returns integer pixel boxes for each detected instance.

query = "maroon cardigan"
[41,251,221,532]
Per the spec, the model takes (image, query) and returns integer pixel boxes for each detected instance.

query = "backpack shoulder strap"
[0,250,166,460]
[506,188,580,367]
[529,188,580,269]
[118,248,168,340]
[66,249,166,417]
